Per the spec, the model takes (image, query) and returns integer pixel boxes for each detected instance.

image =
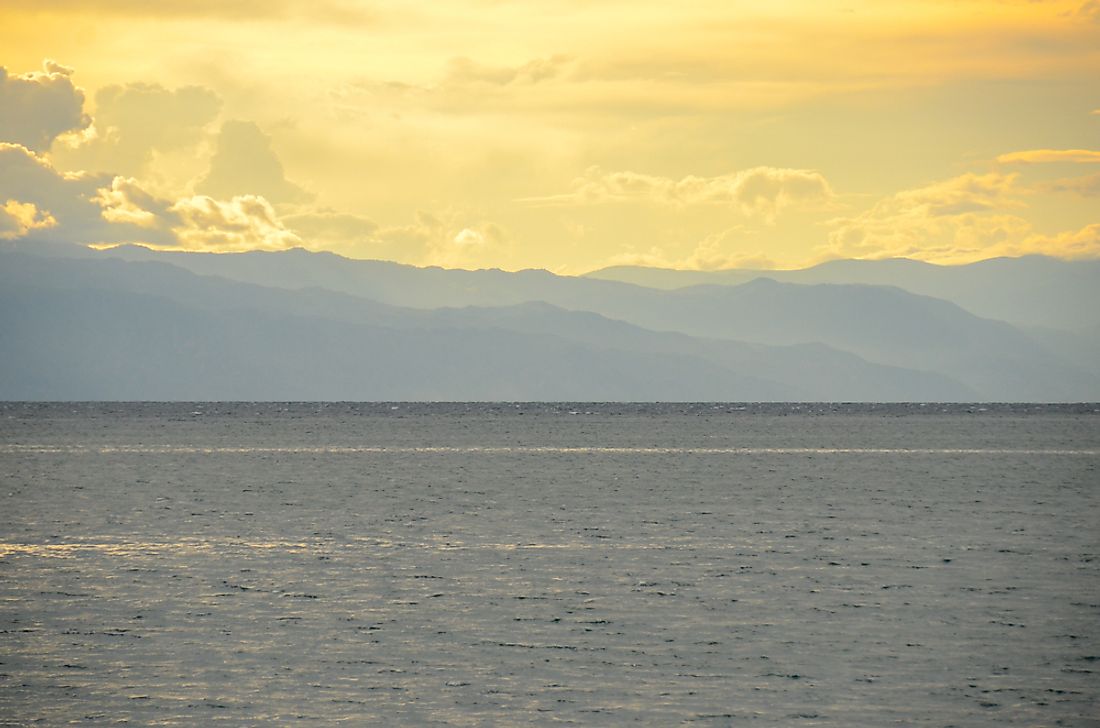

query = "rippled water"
[1,403,1098,725]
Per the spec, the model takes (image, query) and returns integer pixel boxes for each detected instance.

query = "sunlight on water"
[2,444,1098,455]
[0,537,786,559]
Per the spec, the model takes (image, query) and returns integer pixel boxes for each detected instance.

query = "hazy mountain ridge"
[3,244,1096,401]
[2,251,978,401]
[586,256,1100,331]
[1,285,796,401]
[80,244,1100,400]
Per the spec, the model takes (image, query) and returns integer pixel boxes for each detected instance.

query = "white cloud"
[98,180,304,251]
[0,199,57,240]
[453,227,486,247]
[169,195,302,252]
[0,60,90,152]
[96,176,178,228]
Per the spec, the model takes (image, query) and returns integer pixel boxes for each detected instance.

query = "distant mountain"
[629,279,1099,402]
[91,245,1100,339]
[61,245,1100,400]
[91,243,671,317]
[0,252,975,401]
[1024,323,1100,375]
[585,256,1100,331]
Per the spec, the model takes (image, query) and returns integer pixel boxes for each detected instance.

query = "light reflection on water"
[0,539,770,559]
[2,444,1098,455]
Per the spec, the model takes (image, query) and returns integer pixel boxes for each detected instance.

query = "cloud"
[334,54,579,121]
[890,172,1022,215]
[0,60,90,152]
[996,149,1100,164]
[432,221,508,267]
[52,82,221,176]
[1,142,300,252]
[1023,223,1100,259]
[821,171,1100,263]
[452,227,485,247]
[448,221,506,252]
[281,210,379,254]
[197,120,311,204]
[680,228,776,271]
[824,173,1032,262]
[827,169,1095,265]
[600,228,778,271]
[444,55,573,86]
[361,211,510,267]
[1039,172,1100,197]
[0,142,168,246]
[0,200,57,240]
[370,210,444,255]
[523,166,834,220]
[169,195,302,252]
[96,176,303,252]
[1073,0,1100,22]
[96,176,178,228]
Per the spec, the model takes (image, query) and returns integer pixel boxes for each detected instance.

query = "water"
[1,403,1098,725]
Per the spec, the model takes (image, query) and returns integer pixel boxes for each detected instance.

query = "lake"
[1,403,1098,725]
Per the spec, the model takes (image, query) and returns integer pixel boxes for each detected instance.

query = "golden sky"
[1,0,1098,272]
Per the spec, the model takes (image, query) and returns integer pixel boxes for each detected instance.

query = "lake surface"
[1,403,1098,725]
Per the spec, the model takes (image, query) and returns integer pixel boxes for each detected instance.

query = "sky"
[1,0,1098,273]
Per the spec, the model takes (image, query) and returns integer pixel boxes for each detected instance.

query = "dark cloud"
[0,61,90,151]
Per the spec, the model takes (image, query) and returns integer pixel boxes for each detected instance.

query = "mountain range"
[587,257,1100,332]
[2,241,1097,401]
